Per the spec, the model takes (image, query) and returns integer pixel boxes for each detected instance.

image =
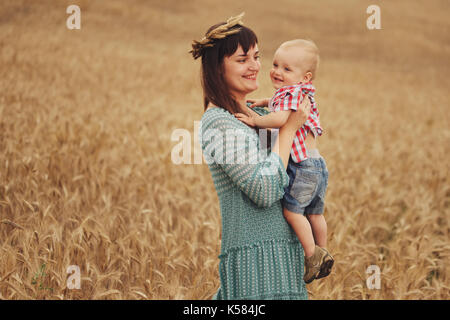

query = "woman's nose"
[249,58,260,71]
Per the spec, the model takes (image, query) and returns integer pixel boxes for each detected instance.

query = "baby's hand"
[234,112,256,127]
[247,98,270,108]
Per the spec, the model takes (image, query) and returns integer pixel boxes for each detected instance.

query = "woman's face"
[223,44,260,100]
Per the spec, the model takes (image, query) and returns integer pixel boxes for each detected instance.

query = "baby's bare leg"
[283,208,316,257]
[306,214,327,248]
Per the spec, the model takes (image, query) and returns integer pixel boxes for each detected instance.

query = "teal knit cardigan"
[200,106,308,300]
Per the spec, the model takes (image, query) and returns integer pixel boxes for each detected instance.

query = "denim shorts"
[282,156,329,215]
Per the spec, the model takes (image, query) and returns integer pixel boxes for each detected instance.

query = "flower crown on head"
[190,12,245,59]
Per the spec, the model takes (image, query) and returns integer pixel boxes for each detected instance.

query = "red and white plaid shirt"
[269,82,322,163]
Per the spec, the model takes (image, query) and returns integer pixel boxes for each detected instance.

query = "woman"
[191,13,311,300]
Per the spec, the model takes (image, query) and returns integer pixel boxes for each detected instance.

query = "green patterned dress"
[200,106,308,300]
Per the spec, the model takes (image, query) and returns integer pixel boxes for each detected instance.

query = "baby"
[235,39,334,284]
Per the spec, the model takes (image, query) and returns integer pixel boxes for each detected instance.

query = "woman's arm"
[200,98,311,208]
[272,98,311,169]
[201,113,288,208]
[245,99,311,170]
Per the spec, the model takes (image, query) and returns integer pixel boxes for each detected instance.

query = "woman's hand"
[282,96,311,132]
[247,98,270,108]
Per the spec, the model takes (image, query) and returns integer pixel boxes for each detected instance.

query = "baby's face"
[270,46,309,89]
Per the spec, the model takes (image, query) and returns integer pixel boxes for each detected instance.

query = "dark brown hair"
[197,23,258,114]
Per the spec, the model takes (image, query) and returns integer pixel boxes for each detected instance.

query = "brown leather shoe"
[316,248,334,279]
[303,245,328,284]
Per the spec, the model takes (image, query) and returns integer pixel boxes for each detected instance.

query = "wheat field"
[0,0,449,300]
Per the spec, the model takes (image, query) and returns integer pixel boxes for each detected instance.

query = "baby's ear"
[304,72,313,82]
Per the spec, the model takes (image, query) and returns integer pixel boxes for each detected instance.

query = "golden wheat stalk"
[190,12,245,59]
[1,219,24,230]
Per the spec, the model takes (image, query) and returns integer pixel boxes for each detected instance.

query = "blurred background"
[0,0,449,299]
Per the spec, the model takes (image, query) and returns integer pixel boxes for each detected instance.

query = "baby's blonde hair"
[279,39,320,80]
